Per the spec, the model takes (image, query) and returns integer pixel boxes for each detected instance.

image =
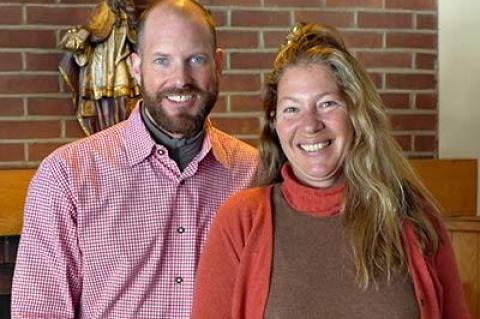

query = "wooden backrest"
[0,159,477,235]
[0,169,36,236]
[410,159,478,217]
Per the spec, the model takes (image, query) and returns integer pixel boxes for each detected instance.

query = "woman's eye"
[321,101,338,108]
[283,106,298,113]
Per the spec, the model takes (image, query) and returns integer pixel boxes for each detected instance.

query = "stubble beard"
[141,79,218,138]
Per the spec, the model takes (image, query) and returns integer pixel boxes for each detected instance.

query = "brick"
[325,0,382,7]
[0,98,23,116]
[0,75,59,94]
[416,53,436,70]
[387,32,437,49]
[390,114,436,131]
[394,134,411,151]
[385,0,436,10]
[217,30,258,49]
[230,52,276,70]
[28,97,73,116]
[414,134,436,152]
[386,73,436,90]
[210,116,261,135]
[211,9,227,27]
[342,31,383,49]
[0,120,61,139]
[4,236,19,263]
[0,143,24,162]
[358,12,413,29]
[27,5,93,25]
[203,0,260,5]
[415,93,437,110]
[212,95,226,113]
[417,14,437,30]
[220,74,261,92]
[368,72,383,89]
[230,94,263,112]
[29,142,64,161]
[0,29,56,49]
[356,51,411,68]
[232,10,290,27]
[65,119,85,138]
[0,5,22,25]
[264,30,289,49]
[264,0,322,6]
[0,52,22,71]
[380,92,410,109]
[295,11,354,28]
[0,264,14,295]
[25,52,63,72]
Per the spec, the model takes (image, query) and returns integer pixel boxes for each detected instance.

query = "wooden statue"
[59,0,140,135]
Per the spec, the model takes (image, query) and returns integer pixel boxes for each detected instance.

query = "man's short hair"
[135,0,217,54]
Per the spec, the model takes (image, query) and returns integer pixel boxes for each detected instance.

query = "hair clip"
[285,22,306,46]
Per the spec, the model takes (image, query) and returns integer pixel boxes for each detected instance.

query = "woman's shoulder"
[224,185,271,207]
[215,185,273,230]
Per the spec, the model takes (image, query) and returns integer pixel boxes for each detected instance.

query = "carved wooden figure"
[59,0,140,135]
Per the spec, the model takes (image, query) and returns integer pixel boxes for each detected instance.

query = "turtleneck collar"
[280,164,345,216]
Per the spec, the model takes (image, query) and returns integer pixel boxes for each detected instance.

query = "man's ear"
[214,48,224,78]
[131,52,142,85]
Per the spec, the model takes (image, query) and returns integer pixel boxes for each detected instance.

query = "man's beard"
[141,80,218,138]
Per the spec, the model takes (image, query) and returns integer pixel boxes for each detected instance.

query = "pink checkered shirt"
[11,104,258,319]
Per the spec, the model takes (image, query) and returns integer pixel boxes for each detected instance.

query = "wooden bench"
[0,169,36,236]
[0,159,477,236]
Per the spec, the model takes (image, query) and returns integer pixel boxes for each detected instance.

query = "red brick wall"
[0,0,438,168]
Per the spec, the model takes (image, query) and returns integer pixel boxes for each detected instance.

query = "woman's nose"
[301,110,325,133]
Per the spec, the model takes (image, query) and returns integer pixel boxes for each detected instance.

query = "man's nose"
[172,63,193,87]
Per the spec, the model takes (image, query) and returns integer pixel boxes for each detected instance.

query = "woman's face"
[275,63,353,188]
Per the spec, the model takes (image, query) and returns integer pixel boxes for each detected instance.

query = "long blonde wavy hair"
[258,23,440,289]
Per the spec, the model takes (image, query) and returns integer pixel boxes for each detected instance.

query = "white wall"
[439,0,480,212]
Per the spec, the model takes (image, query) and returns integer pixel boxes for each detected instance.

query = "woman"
[191,23,470,319]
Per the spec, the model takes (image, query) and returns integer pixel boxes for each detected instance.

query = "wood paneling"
[411,159,477,217]
[446,217,480,319]
[0,169,35,236]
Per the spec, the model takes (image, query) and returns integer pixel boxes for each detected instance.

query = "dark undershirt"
[141,104,204,172]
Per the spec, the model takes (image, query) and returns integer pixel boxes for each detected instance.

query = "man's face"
[132,6,223,138]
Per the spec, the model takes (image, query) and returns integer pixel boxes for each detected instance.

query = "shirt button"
[175,276,184,284]
[177,226,185,234]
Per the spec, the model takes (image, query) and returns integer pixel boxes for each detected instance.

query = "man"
[11,1,257,318]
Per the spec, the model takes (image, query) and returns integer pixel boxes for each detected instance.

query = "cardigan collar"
[280,164,344,216]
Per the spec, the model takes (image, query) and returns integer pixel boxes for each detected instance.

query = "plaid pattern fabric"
[11,104,258,319]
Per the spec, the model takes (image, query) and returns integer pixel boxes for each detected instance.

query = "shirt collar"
[122,100,232,168]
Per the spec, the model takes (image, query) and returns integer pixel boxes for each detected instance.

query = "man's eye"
[153,57,168,65]
[191,55,207,64]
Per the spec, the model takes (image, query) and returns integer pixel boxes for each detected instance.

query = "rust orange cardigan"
[192,166,471,319]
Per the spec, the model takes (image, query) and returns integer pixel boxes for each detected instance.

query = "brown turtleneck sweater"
[264,184,418,319]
